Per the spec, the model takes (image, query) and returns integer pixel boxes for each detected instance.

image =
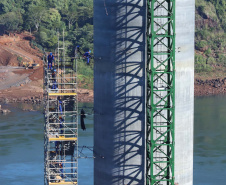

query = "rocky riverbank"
[195,77,226,96]
[0,88,93,104]
[0,104,11,114]
[0,66,93,104]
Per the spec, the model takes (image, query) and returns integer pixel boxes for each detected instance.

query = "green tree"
[27,5,46,31]
[205,48,212,56]
[42,8,62,30]
[0,0,16,13]
[62,3,78,30]
[38,31,48,43]
[49,0,69,11]
[0,11,23,31]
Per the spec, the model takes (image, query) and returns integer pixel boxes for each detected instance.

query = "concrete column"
[175,0,195,184]
[94,0,146,184]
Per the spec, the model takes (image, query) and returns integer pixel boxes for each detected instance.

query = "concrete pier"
[94,0,194,184]
[174,0,195,185]
[94,0,146,184]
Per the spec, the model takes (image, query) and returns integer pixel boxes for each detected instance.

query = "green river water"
[0,96,225,185]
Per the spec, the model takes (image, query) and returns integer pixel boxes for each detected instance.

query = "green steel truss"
[146,0,175,185]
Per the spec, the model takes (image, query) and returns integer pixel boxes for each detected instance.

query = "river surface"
[0,102,94,185]
[194,96,226,185]
[0,96,225,185]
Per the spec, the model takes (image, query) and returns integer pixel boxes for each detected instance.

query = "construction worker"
[51,69,57,89]
[57,97,63,114]
[59,163,63,179]
[59,116,64,134]
[48,52,54,69]
[83,50,92,65]
[55,141,60,153]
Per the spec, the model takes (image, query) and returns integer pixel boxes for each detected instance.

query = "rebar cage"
[44,32,78,185]
[146,0,175,185]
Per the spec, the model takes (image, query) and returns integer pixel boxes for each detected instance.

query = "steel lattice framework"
[146,0,175,185]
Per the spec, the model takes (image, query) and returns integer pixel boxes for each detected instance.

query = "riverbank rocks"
[195,78,226,88]
[0,96,44,104]
[195,77,226,96]
[0,104,11,114]
[1,109,11,114]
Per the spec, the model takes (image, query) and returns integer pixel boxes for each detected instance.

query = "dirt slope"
[0,32,93,103]
[0,32,43,102]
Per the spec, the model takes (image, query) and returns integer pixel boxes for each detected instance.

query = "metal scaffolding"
[44,32,78,185]
[146,0,175,185]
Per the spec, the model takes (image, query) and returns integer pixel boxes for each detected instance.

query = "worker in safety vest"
[83,50,92,65]
[48,52,54,69]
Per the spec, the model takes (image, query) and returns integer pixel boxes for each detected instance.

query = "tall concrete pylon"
[94,0,194,185]
[175,0,194,184]
[94,0,146,184]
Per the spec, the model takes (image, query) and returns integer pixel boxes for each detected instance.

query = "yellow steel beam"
[49,182,77,185]
[49,137,77,141]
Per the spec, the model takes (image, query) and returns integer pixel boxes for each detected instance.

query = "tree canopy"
[0,0,93,53]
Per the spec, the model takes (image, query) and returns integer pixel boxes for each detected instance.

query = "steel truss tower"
[44,33,78,185]
[146,0,175,184]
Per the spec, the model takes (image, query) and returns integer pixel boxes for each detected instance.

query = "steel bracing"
[44,32,78,185]
[146,0,175,185]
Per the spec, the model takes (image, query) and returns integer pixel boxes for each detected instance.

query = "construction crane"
[44,32,78,185]
[146,0,175,185]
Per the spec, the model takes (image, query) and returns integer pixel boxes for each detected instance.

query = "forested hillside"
[0,0,225,83]
[195,0,226,77]
[0,0,93,89]
[0,0,93,52]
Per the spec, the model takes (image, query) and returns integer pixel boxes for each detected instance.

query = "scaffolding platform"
[49,93,77,96]
[44,32,78,185]
[49,137,78,141]
[49,182,77,185]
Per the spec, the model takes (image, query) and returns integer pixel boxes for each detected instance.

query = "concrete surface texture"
[174,0,195,185]
[93,0,146,184]
[94,0,194,184]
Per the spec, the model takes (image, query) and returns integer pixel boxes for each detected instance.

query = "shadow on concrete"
[94,0,146,185]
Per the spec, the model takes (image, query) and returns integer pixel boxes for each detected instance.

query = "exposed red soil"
[0,32,93,103]
[29,67,44,81]
[13,68,35,75]
[0,33,42,67]
[0,47,18,66]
